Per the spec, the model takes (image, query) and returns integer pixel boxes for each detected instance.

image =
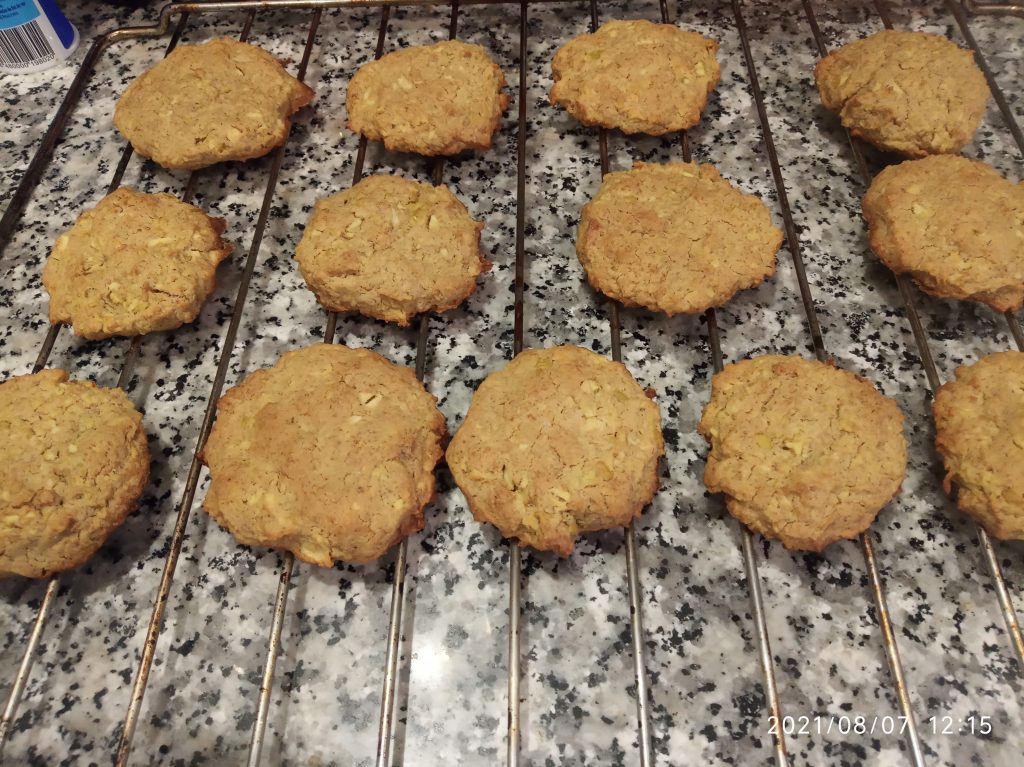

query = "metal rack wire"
[1,1,1023,765]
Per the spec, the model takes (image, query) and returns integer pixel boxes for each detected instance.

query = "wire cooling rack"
[1,1,1023,765]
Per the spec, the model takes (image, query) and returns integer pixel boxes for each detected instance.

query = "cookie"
[577,162,782,314]
[0,370,149,579]
[863,155,1024,312]
[346,40,509,156]
[933,351,1024,540]
[698,356,907,551]
[295,175,488,325]
[550,19,720,135]
[814,30,989,157]
[446,346,663,555]
[114,37,314,170]
[201,344,445,566]
[42,187,232,339]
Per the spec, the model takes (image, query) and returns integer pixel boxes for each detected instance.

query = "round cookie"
[814,30,989,157]
[550,19,720,135]
[201,344,446,566]
[0,369,150,579]
[933,351,1024,539]
[863,155,1024,312]
[295,175,488,325]
[446,346,663,555]
[43,187,232,339]
[114,37,314,170]
[577,162,782,314]
[346,40,509,156]
[698,355,907,551]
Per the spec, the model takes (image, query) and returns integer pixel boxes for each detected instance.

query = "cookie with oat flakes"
[346,40,509,156]
[201,344,446,566]
[815,30,988,157]
[550,19,720,135]
[863,154,1024,312]
[114,37,313,170]
[698,355,907,551]
[447,346,664,555]
[43,187,232,340]
[577,162,781,315]
[933,351,1024,540]
[0,369,150,579]
[295,175,488,325]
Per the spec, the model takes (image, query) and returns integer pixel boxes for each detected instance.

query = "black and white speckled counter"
[2,1,1023,765]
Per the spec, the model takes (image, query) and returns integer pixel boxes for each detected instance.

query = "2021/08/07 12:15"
[768,714,994,737]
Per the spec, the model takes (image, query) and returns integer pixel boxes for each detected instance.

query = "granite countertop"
[2,1,1024,765]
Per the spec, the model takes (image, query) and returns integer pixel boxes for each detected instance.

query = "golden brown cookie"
[346,40,509,156]
[550,19,720,135]
[698,356,907,551]
[42,187,232,339]
[294,175,488,325]
[201,344,445,566]
[933,351,1024,539]
[0,370,149,579]
[814,30,989,157]
[114,38,314,170]
[863,155,1024,312]
[446,346,663,555]
[577,162,782,314]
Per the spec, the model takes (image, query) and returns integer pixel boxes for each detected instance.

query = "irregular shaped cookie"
[815,30,988,157]
[346,40,509,155]
[114,37,314,170]
[295,175,488,325]
[933,351,1024,539]
[0,370,149,579]
[577,162,782,314]
[698,356,906,551]
[447,346,663,555]
[201,344,445,565]
[42,187,232,339]
[863,155,1024,312]
[550,19,720,135]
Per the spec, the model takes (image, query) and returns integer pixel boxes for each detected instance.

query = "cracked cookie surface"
[114,37,314,170]
[446,346,663,555]
[814,30,988,157]
[0,370,150,579]
[698,355,906,551]
[577,162,782,315]
[201,344,446,566]
[933,351,1024,540]
[346,40,509,156]
[550,19,719,135]
[295,175,488,325]
[43,187,232,339]
[863,155,1024,312]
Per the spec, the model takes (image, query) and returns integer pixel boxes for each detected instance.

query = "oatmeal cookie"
[446,346,663,555]
[295,175,488,325]
[43,187,232,339]
[815,30,988,157]
[346,40,509,155]
[0,369,150,579]
[550,19,720,135]
[933,351,1024,539]
[577,162,782,314]
[698,355,907,551]
[201,344,446,565]
[863,155,1024,312]
[114,37,314,170]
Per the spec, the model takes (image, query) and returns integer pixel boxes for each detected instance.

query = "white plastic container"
[0,0,79,74]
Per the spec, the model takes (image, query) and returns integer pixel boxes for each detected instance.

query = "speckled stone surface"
[2,1,1024,765]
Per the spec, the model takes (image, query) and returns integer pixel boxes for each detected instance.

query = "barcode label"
[0,19,54,68]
